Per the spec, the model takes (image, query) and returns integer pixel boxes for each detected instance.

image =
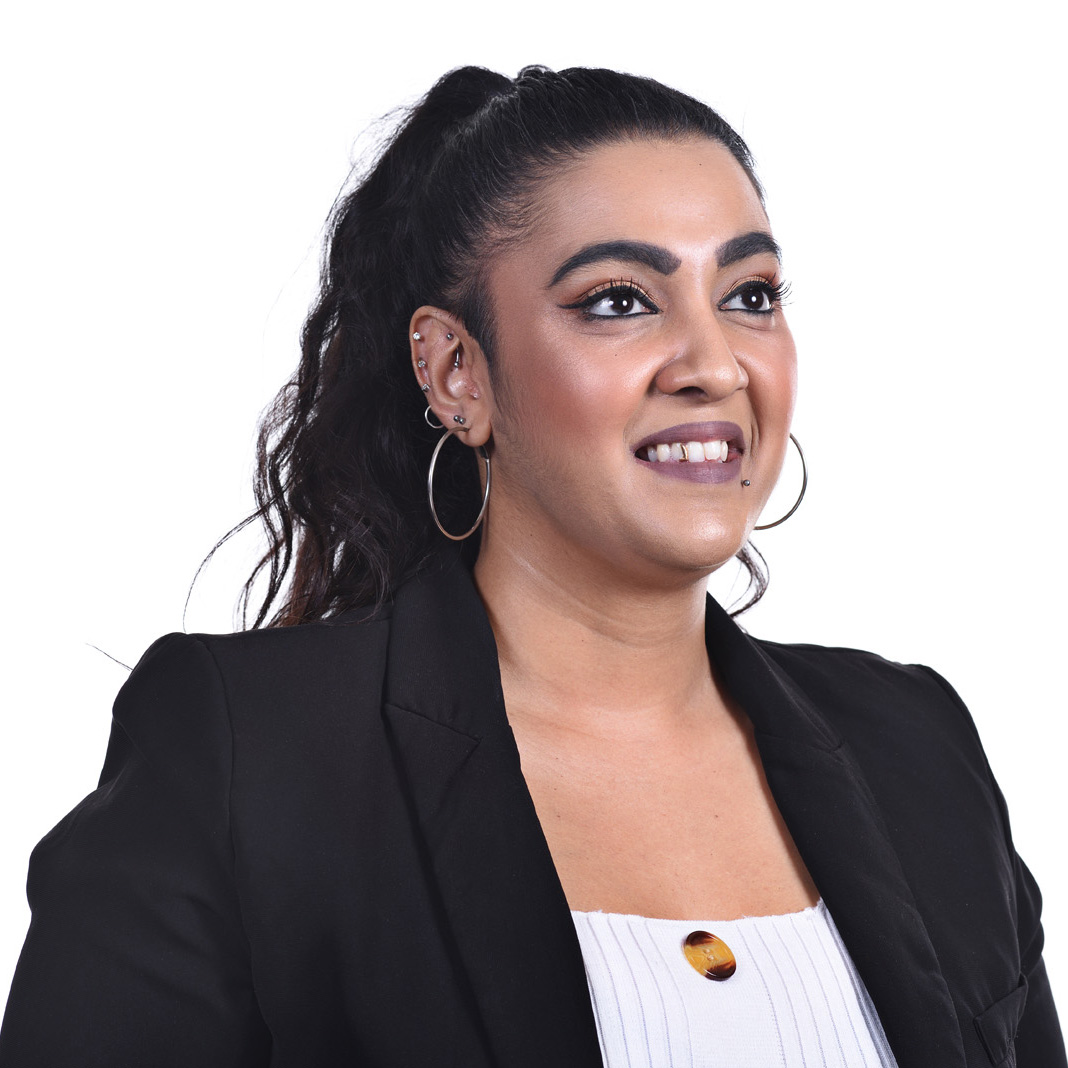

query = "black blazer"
[1,554,1063,1068]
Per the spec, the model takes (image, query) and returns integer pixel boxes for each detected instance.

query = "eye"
[561,281,660,319]
[720,279,789,314]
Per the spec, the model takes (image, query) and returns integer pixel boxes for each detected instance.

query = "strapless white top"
[570,899,899,1068]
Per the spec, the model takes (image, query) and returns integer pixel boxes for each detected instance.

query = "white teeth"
[641,439,730,463]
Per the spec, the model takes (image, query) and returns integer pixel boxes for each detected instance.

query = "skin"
[410,138,817,920]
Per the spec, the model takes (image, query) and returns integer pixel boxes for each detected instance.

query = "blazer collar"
[381,557,964,1068]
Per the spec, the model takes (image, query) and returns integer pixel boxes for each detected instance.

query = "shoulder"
[750,636,987,756]
[114,613,395,775]
[123,611,392,699]
[754,637,970,706]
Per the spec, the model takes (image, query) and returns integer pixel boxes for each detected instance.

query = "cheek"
[493,323,625,454]
[747,336,797,429]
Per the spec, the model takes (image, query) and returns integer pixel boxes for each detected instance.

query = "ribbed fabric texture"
[571,900,898,1068]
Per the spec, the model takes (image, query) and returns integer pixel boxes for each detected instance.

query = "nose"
[653,318,749,401]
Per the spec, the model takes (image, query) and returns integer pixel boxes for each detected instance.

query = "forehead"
[515,138,769,262]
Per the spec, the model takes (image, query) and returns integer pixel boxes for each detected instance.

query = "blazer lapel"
[380,556,603,1068]
[704,596,966,1068]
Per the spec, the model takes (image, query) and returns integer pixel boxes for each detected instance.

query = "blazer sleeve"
[1012,854,1065,1065]
[0,634,271,1067]
[920,665,1066,1067]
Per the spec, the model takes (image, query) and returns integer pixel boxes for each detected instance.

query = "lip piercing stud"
[453,415,466,425]
[742,479,751,487]
[412,332,423,341]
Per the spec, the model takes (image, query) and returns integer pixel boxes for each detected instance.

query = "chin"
[627,534,749,585]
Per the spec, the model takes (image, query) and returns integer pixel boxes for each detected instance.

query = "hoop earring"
[427,427,491,541]
[753,434,807,531]
[424,405,444,430]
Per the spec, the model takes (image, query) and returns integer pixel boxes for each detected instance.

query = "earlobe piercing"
[453,415,466,425]
[417,359,426,368]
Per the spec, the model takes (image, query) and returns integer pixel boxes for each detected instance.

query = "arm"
[919,665,1066,1066]
[1013,853,1066,1065]
[0,635,271,1067]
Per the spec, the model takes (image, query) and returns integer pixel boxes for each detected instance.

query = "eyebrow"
[716,231,781,268]
[548,241,682,288]
[547,231,781,289]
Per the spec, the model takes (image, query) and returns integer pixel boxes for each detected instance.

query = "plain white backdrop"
[1,0,1065,1016]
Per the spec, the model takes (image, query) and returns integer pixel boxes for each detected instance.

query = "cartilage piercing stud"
[412,331,423,341]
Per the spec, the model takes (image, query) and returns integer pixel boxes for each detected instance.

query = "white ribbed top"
[571,900,898,1068]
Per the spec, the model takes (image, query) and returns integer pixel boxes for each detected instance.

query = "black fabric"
[0,554,1063,1067]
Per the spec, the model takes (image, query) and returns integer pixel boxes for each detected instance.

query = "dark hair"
[239,65,769,627]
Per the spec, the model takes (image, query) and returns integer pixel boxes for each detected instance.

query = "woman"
[0,65,1062,1068]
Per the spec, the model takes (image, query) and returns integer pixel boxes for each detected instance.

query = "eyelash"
[560,276,791,320]
[560,278,660,320]
[719,277,791,314]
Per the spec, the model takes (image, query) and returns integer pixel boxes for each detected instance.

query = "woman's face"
[479,137,797,585]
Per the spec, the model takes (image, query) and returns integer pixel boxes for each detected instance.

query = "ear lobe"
[408,305,494,447]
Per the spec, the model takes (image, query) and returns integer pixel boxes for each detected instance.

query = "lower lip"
[636,456,743,484]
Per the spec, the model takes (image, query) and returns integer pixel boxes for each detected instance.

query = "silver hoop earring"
[753,434,807,531]
[424,406,444,430]
[427,428,491,541]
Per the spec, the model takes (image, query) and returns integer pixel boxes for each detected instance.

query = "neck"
[473,529,719,735]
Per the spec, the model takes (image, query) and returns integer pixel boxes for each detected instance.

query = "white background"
[2,0,1065,1019]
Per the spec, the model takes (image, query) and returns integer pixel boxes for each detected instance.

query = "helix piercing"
[412,332,423,341]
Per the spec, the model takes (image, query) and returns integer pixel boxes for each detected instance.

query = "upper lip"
[634,421,746,455]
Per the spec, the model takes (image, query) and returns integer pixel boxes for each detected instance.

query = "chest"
[510,711,820,920]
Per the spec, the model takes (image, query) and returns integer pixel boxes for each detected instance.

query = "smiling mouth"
[641,439,730,464]
[633,421,746,466]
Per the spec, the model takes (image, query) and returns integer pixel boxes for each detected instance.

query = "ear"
[408,307,494,447]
